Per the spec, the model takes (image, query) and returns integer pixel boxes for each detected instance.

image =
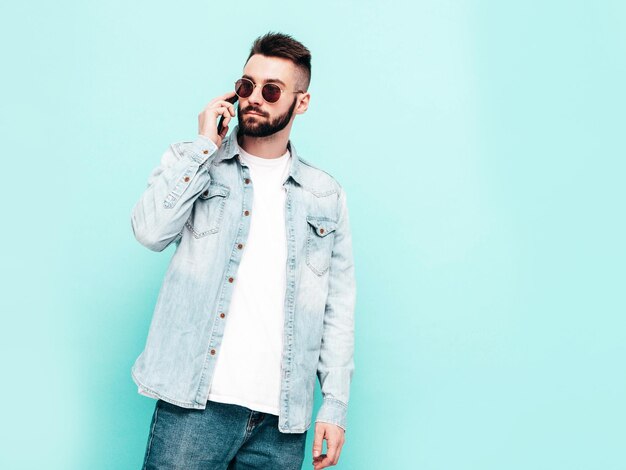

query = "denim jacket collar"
[215,124,304,186]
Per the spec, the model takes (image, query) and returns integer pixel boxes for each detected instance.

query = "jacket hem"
[131,368,206,410]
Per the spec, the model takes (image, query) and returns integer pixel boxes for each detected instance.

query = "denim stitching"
[305,217,337,276]
[142,402,160,470]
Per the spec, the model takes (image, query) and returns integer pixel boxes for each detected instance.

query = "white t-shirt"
[207,143,291,415]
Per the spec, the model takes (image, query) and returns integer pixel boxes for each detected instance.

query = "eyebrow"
[242,74,287,87]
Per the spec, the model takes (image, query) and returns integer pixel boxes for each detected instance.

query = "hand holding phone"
[198,91,238,148]
[218,95,238,136]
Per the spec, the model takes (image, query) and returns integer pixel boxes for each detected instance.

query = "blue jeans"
[142,399,308,469]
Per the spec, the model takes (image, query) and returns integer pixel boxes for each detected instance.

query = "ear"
[295,92,310,115]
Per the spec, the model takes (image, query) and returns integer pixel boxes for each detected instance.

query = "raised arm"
[130,91,237,252]
[130,136,218,252]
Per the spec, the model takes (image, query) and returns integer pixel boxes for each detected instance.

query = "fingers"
[197,91,238,146]
[219,124,229,139]
[323,433,342,466]
[218,101,236,116]
[217,107,232,128]
[312,426,324,459]
[207,90,237,110]
[313,454,334,470]
[312,423,345,469]
[205,101,236,118]
[211,90,237,104]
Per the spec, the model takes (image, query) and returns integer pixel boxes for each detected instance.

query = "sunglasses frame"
[235,77,305,103]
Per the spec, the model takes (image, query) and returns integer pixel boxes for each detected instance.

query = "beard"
[237,96,298,138]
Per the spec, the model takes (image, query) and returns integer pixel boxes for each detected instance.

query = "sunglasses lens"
[235,79,253,98]
[262,84,282,103]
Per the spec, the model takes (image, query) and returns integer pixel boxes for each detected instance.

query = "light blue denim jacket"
[130,124,356,433]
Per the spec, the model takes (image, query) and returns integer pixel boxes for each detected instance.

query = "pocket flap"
[199,183,230,199]
[306,216,337,237]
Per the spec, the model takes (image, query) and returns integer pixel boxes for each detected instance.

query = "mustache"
[241,107,266,116]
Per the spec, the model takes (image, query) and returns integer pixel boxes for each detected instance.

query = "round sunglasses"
[235,77,304,103]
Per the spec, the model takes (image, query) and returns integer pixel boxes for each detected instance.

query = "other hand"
[312,422,345,469]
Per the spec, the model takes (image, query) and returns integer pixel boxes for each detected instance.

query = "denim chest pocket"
[306,216,337,276]
[185,183,230,238]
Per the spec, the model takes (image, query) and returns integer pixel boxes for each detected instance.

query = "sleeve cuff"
[315,397,348,431]
[187,134,218,165]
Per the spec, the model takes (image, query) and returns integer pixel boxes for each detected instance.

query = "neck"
[237,126,291,159]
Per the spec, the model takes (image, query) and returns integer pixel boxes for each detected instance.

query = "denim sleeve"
[130,135,218,252]
[314,187,356,432]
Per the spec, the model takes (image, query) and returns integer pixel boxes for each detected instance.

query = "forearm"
[131,135,218,251]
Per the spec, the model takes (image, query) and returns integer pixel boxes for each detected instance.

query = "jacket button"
[220,313,225,318]
[228,277,234,283]
[237,243,243,249]
[203,150,209,154]
[244,210,250,216]
[183,176,190,182]
[244,178,250,184]
[320,228,325,234]
[202,190,208,197]
[210,349,216,355]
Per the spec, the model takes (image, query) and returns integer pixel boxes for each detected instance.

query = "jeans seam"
[142,401,160,470]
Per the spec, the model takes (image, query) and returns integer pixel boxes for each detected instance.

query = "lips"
[245,111,264,116]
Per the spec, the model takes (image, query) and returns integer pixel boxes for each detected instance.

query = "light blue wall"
[1,1,624,468]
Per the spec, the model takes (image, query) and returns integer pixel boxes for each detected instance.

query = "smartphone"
[217,95,238,135]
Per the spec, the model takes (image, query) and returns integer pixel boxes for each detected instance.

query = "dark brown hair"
[246,31,312,92]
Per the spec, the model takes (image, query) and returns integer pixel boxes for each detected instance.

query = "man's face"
[237,54,305,138]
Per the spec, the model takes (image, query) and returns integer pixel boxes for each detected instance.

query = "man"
[130,32,356,470]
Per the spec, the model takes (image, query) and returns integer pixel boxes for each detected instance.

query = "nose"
[247,84,264,106]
